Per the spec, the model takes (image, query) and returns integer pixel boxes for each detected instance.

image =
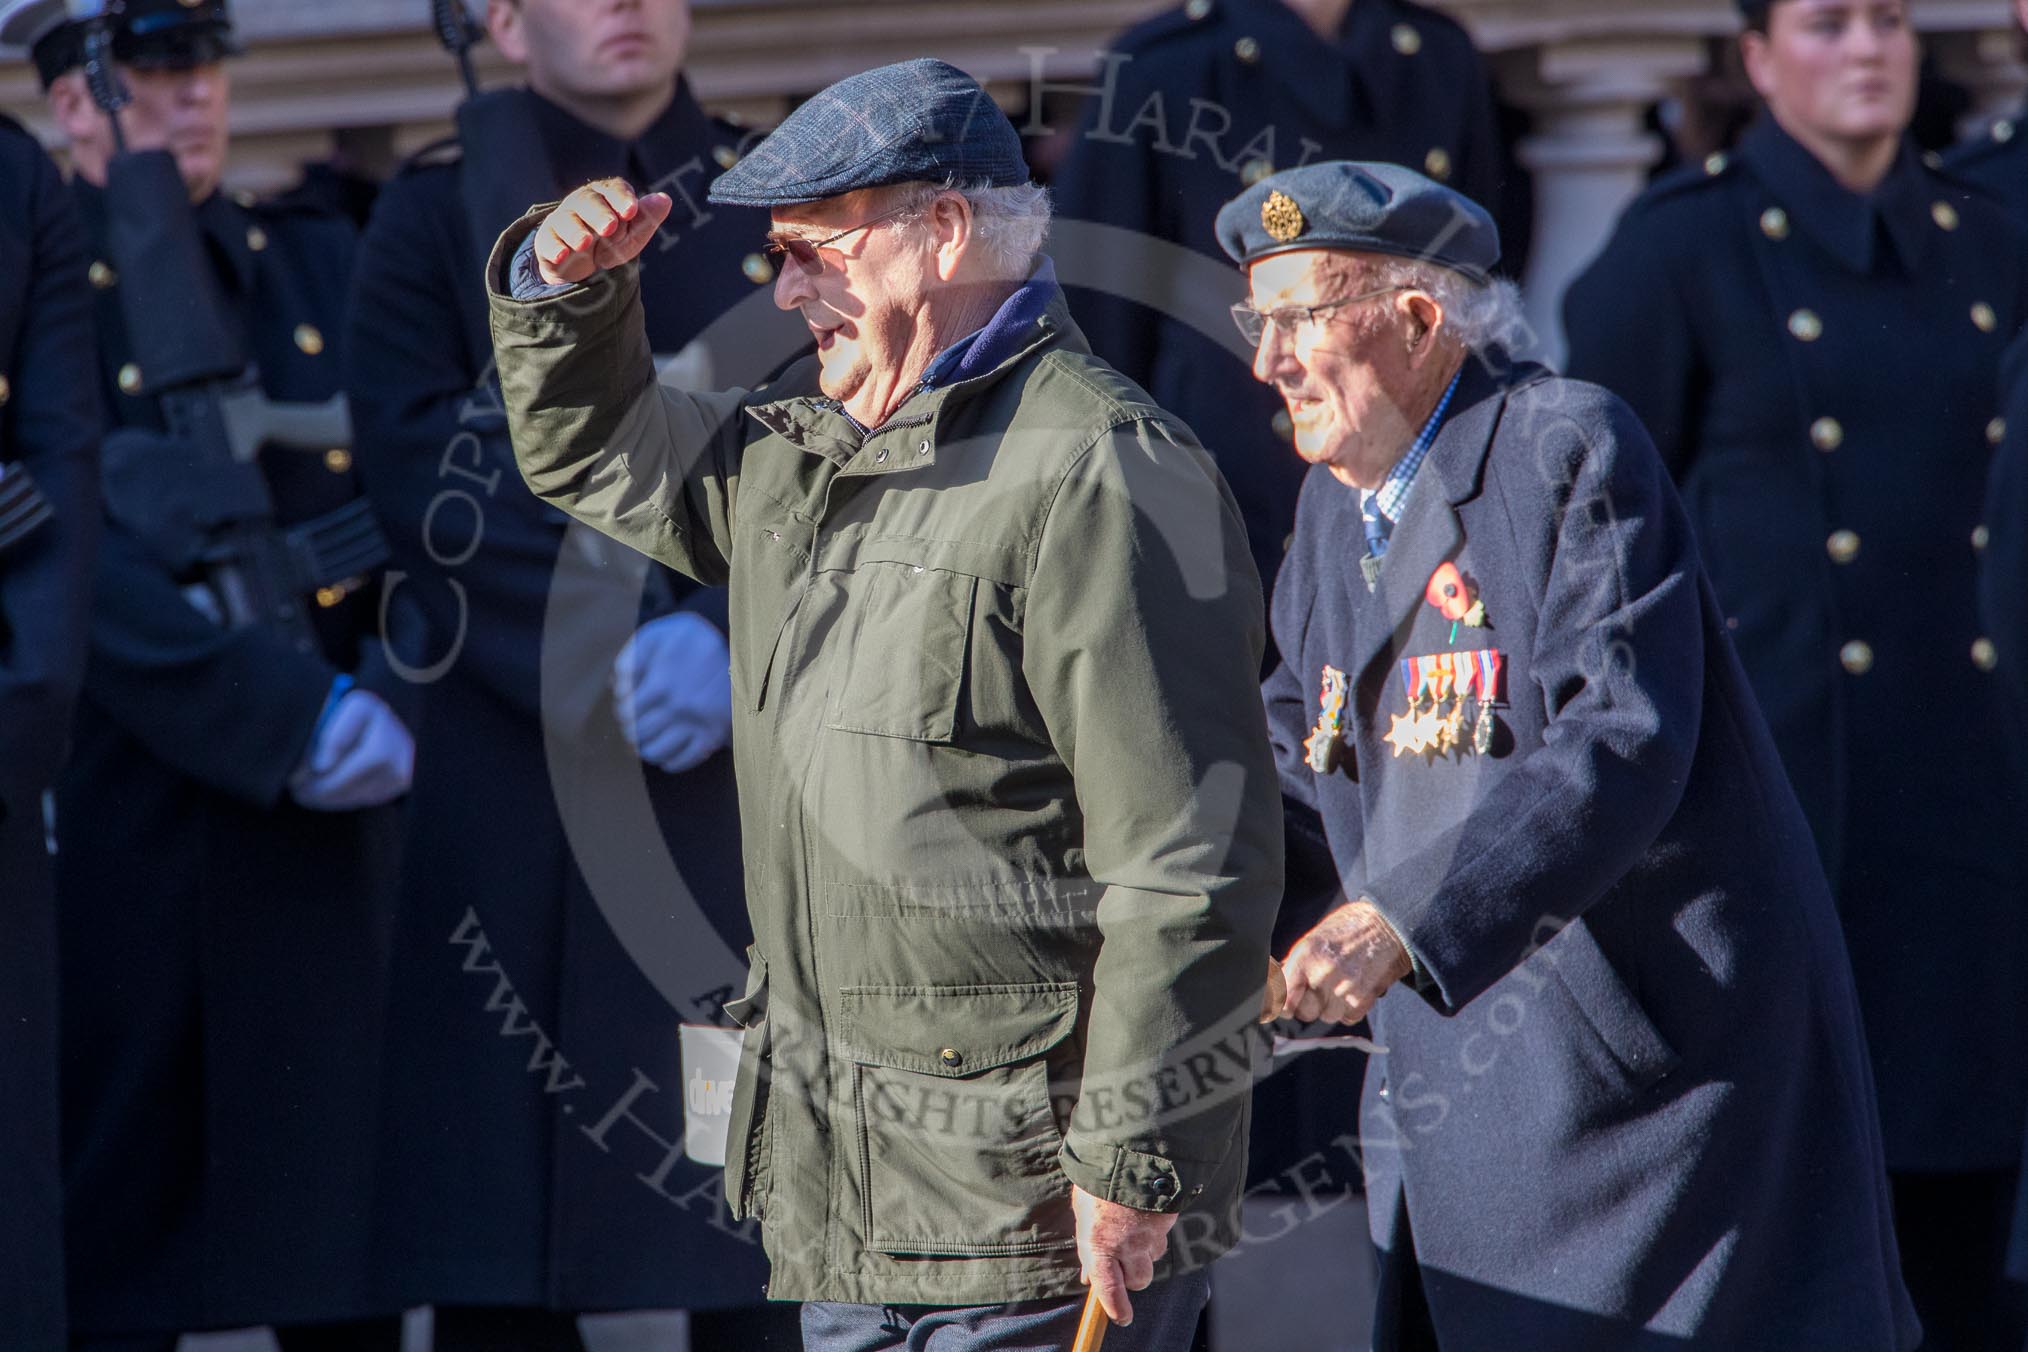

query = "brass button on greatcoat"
[1788,309,1823,343]
[1931,201,1960,231]
[1973,638,1999,672]
[1760,208,1789,240]
[1424,147,1452,182]
[1973,525,1991,553]
[1233,36,1261,64]
[89,260,117,289]
[1972,302,1998,333]
[1997,119,2018,144]
[1185,0,1211,18]
[713,145,739,170]
[294,323,325,356]
[742,252,774,285]
[246,225,269,252]
[1826,530,1861,565]
[1240,157,1274,187]
[1391,23,1421,55]
[0,374,10,406]
[1839,640,1874,676]
[1271,409,1294,442]
[315,586,345,609]
[117,362,143,395]
[1704,153,1728,176]
[1989,418,2008,446]
[324,448,353,474]
[938,1047,962,1068]
[1810,417,1844,452]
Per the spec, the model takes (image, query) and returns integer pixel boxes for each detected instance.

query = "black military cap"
[708,58,1028,208]
[0,0,241,89]
[1216,160,1500,282]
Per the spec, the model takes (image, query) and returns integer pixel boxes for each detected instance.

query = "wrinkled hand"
[612,611,733,775]
[1281,898,1413,1025]
[290,688,414,811]
[533,177,673,285]
[1072,1184,1178,1326]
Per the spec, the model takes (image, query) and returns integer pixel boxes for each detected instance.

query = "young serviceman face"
[489,0,691,109]
[50,59,231,202]
[1742,0,1918,149]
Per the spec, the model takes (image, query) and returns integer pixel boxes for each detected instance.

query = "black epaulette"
[397,134,464,177]
[1109,0,1222,55]
[1639,150,1742,210]
[1943,117,2022,175]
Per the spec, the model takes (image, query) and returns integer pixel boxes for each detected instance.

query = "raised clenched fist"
[532,177,674,285]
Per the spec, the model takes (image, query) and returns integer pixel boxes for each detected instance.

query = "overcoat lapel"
[1348,357,1505,687]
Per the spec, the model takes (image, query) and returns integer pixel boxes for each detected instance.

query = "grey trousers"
[800,1270,1211,1352]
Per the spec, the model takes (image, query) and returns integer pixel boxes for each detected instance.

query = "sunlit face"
[768,188,935,408]
[1743,0,1917,147]
[52,62,231,201]
[1245,249,1423,490]
[491,0,691,106]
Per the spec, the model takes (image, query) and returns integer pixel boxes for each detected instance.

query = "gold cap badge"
[1261,190,1305,244]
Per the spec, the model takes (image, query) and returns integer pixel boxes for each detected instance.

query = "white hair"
[1367,255,1530,355]
[888,176,1053,279]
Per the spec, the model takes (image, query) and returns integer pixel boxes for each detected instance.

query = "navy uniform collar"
[527,77,724,192]
[1737,116,1934,275]
[1222,0,1405,131]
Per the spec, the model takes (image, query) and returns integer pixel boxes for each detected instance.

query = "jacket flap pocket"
[839,982,1080,1077]
[824,564,976,742]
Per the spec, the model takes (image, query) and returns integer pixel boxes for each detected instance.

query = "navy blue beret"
[1215,160,1500,283]
[708,58,1029,208]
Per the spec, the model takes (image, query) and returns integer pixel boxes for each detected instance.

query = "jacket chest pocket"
[824,562,978,743]
[840,982,1080,1258]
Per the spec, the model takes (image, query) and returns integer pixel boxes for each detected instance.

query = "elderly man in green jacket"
[474,58,1283,1349]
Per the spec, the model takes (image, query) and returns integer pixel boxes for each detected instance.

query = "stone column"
[1501,39,1713,366]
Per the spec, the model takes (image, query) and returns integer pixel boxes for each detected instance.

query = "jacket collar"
[529,77,723,192]
[1737,116,1933,275]
[1349,349,1515,681]
[1224,0,1379,131]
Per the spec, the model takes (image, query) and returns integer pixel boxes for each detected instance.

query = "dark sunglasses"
[764,204,914,274]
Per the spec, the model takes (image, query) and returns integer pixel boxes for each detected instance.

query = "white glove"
[612,611,733,775]
[289,685,415,811]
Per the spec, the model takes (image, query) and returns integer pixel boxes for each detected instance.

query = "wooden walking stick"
[1071,960,1288,1351]
[1072,1286,1110,1352]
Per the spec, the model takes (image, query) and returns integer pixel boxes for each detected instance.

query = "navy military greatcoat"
[1268,353,1917,1349]
[346,83,779,1313]
[0,116,98,1352]
[1564,118,2028,1174]
[53,178,402,1335]
[1053,0,1511,607]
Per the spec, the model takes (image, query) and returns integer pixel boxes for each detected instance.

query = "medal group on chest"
[1305,560,1506,774]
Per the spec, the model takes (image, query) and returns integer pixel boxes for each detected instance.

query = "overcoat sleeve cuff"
[1057,1137,1194,1214]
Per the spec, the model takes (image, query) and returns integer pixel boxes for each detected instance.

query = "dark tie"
[1362,495,1392,560]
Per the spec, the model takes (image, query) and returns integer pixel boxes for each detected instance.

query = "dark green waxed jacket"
[486,215,1283,1305]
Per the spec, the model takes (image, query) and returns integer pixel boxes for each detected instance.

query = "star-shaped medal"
[1385,709,1427,758]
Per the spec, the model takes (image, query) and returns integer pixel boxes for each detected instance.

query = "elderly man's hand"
[1071,1185,1178,1326]
[1281,898,1413,1025]
[534,178,672,285]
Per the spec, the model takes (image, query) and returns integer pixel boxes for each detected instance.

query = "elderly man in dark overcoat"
[1232,160,1917,1349]
[0,113,99,1352]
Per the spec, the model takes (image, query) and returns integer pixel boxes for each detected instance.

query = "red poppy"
[1425,562,1475,622]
